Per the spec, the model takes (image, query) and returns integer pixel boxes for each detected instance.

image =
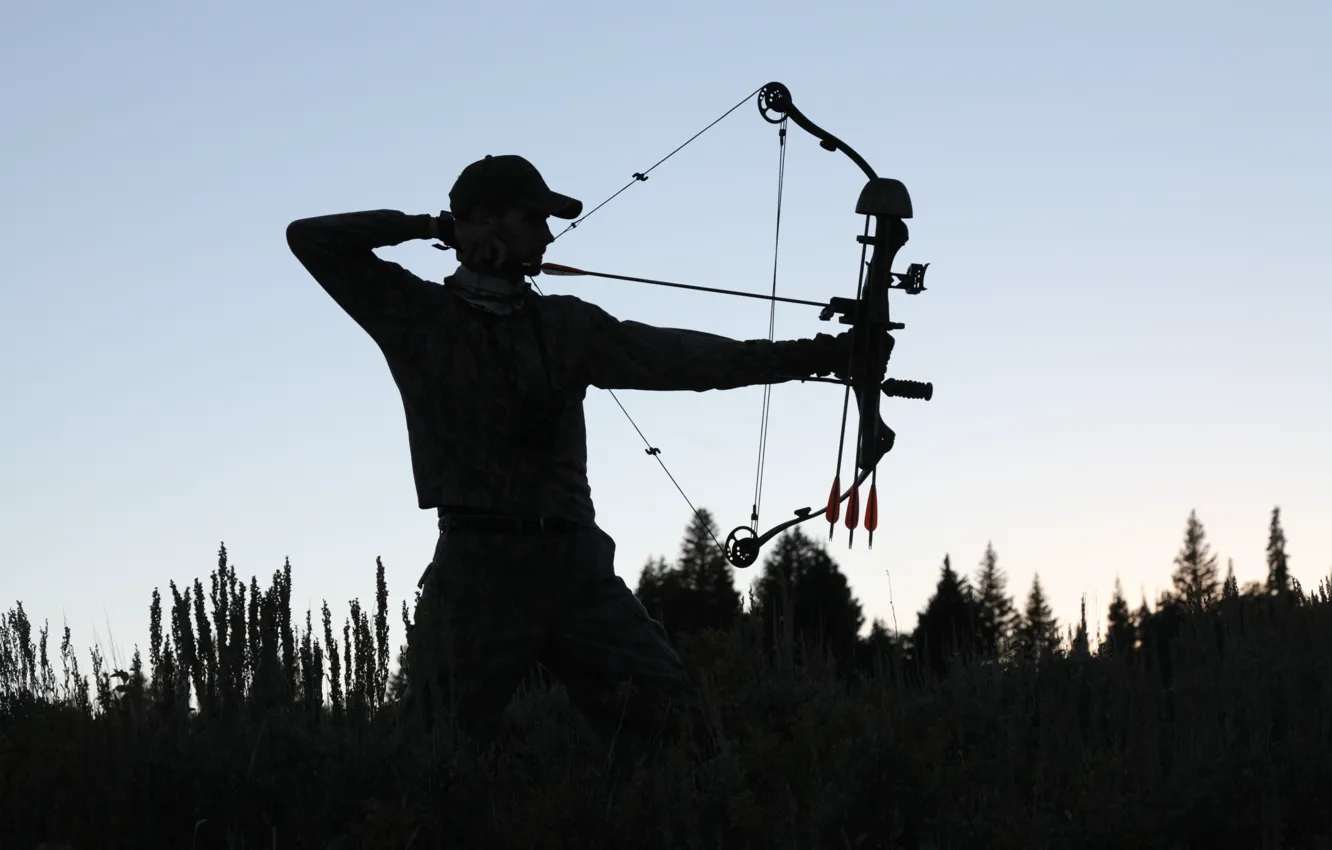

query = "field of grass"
[3,556,1330,849]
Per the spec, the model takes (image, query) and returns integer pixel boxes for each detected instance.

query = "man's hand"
[825,328,896,382]
[431,212,455,245]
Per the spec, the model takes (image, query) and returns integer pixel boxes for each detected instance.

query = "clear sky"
[3,1,1329,672]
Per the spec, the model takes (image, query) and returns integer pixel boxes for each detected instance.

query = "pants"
[405,520,721,770]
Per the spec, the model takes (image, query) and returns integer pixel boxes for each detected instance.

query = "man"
[286,154,855,772]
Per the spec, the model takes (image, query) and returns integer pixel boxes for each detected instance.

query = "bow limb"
[722,338,897,570]
[720,82,925,571]
[759,83,877,182]
[724,463,877,568]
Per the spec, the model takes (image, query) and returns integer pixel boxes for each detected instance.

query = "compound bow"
[441,81,935,569]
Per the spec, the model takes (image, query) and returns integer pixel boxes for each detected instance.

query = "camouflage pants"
[405,519,720,769]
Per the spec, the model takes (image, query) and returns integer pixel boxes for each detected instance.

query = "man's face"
[494,206,554,273]
[455,203,555,278]
[502,206,555,268]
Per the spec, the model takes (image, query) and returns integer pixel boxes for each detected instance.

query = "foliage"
[3,507,1331,849]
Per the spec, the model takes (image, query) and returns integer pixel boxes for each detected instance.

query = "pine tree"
[283,558,299,700]
[1170,509,1221,612]
[191,576,217,714]
[974,541,1018,662]
[1223,559,1239,600]
[1015,573,1060,664]
[676,509,742,632]
[635,555,687,637]
[856,617,905,679]
[1266,506,1292,597]
[912,555,982,678]
[1102,576,1135,659]
[374,557,390,707]
[633,509,741,642]
[751,528,865,675]
[1070,594,1090,658]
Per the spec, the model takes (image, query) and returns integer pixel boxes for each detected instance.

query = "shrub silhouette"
[2,507,1330,849]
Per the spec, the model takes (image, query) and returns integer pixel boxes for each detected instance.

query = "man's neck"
[447,264,534,315]
[458,260,527,285]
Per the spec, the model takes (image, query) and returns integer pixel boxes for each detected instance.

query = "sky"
[2,0,1329,674]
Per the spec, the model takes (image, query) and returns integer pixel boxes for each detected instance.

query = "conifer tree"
[1266,506,1292,597]
[751,527,865,674]
[1102,577,1136,659]
[912,555,982,677]
[973,541,1018,662]
[1070,594,1090,657]
[1170,509,1221,612]
[1015,573,1060,663]
[633,509,741,641]
[1223,559,1239,600]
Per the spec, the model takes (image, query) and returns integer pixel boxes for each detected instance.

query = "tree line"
[1,505,1319,719]
[635,504,1320,682]
[2,504,1329,848]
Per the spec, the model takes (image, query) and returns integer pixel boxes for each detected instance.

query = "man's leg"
[539,527,725,774]
[406,530,542,755]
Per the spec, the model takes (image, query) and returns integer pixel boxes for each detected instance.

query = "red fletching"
[825,475,841,524]
[865,482,878,533]
[845,482,860,531]
[540,263,585,276]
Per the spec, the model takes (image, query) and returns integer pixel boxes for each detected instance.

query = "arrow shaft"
[542,265,826,309]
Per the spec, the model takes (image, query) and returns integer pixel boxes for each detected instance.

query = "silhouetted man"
[285,153,853,771]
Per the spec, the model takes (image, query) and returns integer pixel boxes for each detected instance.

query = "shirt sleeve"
[573,299,839,392]
[286,210,440,347]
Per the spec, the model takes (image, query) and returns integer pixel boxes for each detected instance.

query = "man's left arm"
[572,300,844,392]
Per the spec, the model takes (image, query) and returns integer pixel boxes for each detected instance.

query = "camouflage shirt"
[286,209,841,526]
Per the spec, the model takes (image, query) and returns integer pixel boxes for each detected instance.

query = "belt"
[437,512,585,536]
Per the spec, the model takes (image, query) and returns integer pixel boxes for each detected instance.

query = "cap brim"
[523,191,582,220]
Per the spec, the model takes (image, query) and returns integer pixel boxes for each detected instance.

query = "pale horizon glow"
[2,1,1330,674]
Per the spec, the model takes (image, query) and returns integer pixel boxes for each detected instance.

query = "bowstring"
[749,117,788,539]
[527,84,766,563]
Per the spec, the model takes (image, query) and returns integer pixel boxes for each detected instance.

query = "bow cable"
[551,85,765,242]
[523,84,769,562]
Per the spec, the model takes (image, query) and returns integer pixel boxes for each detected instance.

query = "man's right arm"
[286,210,442,343]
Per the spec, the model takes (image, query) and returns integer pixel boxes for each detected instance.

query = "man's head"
[448,155,582,279]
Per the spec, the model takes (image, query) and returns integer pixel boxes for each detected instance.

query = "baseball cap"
[449,154,583,220]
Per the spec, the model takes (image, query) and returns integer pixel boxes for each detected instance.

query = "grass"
[2,547,1330,849]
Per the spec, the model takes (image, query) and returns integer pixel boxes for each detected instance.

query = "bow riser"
[852,199,911,476]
